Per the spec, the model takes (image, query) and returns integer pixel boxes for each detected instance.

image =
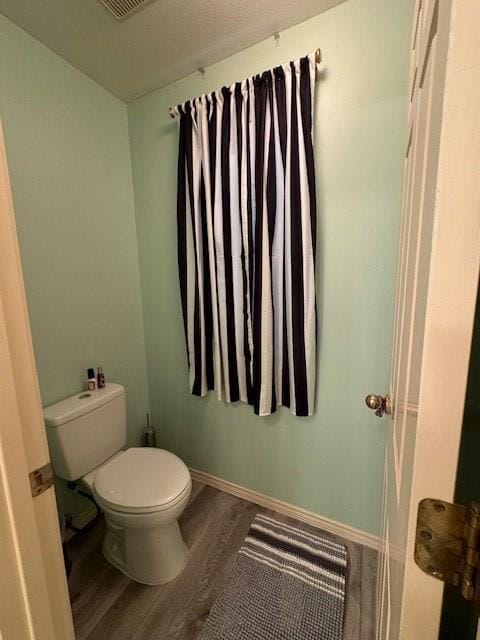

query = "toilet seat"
[93,447,191,515]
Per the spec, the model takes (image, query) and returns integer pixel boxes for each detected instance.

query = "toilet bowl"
[43,384,192,585]
[91,447,192,585]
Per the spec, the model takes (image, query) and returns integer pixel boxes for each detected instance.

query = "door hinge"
[29,462,54,497]
[415,498,480,612]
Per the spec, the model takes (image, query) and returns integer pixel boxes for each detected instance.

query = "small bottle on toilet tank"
[87,368,97,391]
[97,366,106,389]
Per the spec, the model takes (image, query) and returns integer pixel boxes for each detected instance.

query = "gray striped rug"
[199,513,348,640]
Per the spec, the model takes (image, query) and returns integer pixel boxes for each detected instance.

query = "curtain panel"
[174,54,317,416]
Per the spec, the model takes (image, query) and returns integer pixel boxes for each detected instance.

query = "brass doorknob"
[365,394,392,418]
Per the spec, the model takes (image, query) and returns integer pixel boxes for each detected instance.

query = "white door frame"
[401,0,480,635]
[0,119,74,640]
[377,0,480,638]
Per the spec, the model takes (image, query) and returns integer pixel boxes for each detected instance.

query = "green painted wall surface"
[128,0,413,536]
[0,0,412,536]
[0,14,149,445]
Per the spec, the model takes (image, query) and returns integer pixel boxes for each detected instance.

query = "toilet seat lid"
[93,448,191,511]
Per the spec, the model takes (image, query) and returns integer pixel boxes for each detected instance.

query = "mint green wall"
[0,0,412,536]
[128,0,412,535]
[0,14,149,446]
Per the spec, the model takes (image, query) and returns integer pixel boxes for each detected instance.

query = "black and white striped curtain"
[174,54,317,417]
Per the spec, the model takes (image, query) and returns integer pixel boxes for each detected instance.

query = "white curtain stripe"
[175,53,318,416]
[229,90,248,403]
[259,100,273,415]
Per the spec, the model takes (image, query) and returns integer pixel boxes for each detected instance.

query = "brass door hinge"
[415,498,480,613]
[29,462,54,497]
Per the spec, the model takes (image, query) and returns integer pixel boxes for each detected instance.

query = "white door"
[375,1,480,638]
[0,120,75,640]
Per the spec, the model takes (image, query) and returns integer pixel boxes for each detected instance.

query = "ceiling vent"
[99,0,154,20]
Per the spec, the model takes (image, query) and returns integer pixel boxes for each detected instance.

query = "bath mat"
[198,513,348,640]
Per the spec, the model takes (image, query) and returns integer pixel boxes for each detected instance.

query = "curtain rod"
[168,48,322,119]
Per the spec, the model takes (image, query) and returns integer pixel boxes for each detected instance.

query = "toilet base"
[99,485,191,585]
[102,529,188,585]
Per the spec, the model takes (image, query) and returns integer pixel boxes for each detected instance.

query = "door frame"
[0,118,74,640]
[401,0,480,635]
[377,0,480,637]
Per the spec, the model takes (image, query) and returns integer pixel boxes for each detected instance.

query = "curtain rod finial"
[169,107,175,119]
[315,49,322,64]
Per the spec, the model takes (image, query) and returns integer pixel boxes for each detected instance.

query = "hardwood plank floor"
[67,482,377,639]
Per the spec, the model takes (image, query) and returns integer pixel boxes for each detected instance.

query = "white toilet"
[43,383,192,585]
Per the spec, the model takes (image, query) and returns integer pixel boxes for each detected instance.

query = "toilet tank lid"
[43,383,125,427]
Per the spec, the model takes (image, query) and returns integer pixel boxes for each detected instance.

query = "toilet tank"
[44,383,127,481]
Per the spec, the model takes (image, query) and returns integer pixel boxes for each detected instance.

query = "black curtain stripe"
[274,67,288,169]
[245,83,255,404]
[300,56,317,258]
[184,107,203,396]
[299,58,319,365]
[289,62,309,416]
[200,172,214,390]
[273,68,291,409]
[176,114,189,366]
[208,93,224,393]
[220,87,240,402]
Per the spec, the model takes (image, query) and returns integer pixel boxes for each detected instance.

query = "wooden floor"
[67,482,377,640]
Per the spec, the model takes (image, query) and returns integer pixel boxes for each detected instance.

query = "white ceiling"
[0,0,345,102]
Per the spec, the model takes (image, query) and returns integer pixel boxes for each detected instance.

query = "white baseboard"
[189,468,379,550]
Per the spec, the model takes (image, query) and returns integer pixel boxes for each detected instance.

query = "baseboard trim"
[189,468,379,550]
